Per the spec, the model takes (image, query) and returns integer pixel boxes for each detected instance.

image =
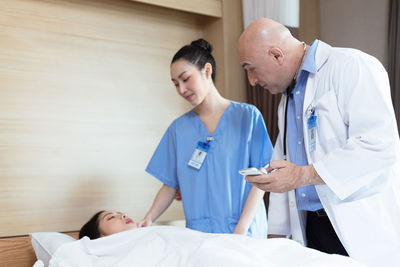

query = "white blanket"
[49,226,364,267]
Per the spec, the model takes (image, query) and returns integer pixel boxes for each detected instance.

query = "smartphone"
[238,167,263,176]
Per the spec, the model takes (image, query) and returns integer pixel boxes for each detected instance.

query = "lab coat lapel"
[303,41,331,115]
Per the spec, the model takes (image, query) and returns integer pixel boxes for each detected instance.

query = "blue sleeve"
[249,107,273,168]
[145,124,179,189]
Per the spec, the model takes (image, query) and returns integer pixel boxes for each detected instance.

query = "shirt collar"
[284,40,319,96]
[300,40,319,74]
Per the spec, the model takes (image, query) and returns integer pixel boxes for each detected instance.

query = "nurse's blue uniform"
[146,101,273,238]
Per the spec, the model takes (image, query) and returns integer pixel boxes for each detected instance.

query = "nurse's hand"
[233,225,248,235]
[245,160,324,193]
[137,216,152,228]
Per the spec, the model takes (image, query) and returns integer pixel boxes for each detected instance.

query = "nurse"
[138,39,273,238]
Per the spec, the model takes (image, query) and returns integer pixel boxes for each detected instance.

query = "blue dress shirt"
[287,40,323,211]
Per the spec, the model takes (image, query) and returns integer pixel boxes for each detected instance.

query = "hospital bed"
[1,226,365,267]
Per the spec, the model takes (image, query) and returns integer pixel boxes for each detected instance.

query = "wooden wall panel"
[299,0,321,44]
[131,0,222,18]
[0,0,207,236]
[203,0,246,102]
[221,0,246,102]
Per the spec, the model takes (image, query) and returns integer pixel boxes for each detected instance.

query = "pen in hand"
[260,164,278,174]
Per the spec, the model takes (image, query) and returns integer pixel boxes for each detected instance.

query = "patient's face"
[97,210,138,237]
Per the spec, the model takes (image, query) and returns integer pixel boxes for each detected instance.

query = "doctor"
[238,18,400,266]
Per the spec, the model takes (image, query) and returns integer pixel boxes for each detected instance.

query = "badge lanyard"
[283,42,307,160]
[188,137,214,170]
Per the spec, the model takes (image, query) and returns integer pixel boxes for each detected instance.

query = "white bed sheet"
[49,226,364,267]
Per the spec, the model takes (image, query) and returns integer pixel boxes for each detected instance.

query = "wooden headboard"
[0,232,79,267]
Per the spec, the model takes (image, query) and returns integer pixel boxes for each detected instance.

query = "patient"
[71,210,362,267]
[79,210,139,239]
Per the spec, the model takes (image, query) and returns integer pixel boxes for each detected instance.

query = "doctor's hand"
[245,160,324,193]
[137,216,152,228]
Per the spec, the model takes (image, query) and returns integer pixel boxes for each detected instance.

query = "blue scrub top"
[146,101,273,238]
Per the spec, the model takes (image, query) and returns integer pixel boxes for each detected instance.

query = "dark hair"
[79,210,105,239]
[171,38,216,81]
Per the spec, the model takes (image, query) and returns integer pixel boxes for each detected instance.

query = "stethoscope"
[283,42,307,160]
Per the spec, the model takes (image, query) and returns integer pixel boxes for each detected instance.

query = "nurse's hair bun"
[172,38,216,81]
[191,39,213,54]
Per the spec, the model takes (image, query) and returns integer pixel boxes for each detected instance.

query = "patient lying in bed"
[45,210,366,267]
[79,210,139,239]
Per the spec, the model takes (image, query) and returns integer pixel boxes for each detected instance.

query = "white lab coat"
[267,41,400,267]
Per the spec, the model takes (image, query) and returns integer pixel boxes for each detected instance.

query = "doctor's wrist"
[302,165,324,186]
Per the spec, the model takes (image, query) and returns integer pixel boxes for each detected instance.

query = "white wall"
[319,0,389,69]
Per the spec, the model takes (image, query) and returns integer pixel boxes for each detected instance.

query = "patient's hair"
[171,38,216,82]
[79,210,105,239]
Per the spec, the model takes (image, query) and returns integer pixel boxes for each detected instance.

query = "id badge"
[307,110,317,153]
[188,141,209,170]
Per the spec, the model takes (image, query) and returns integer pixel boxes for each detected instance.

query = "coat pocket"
[312,90,347,156]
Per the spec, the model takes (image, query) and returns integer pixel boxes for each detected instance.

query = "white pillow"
[33,260,45,267]
[30,232,76,267]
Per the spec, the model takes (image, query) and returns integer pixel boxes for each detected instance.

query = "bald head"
[237,18,304,94]
[239,18,292,50]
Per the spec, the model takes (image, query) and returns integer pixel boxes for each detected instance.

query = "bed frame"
[0,232,79,267]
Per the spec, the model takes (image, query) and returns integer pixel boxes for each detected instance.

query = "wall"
[299,0,320,44]
[221,0,247,102]
[319,0,390,69]
[0,0,199,236]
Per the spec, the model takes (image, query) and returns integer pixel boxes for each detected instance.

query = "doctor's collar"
[284,41,307,96]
